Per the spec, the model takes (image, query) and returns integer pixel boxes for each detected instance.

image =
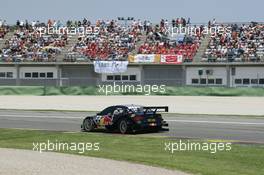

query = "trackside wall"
[0,63,264,87]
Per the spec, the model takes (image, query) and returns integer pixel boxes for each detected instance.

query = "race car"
[81,105,169,134]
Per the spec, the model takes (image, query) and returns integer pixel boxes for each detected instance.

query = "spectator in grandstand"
[172,19,176,28]
[187,18,191,25]
[0,20,8,40]
[212,18,216,26]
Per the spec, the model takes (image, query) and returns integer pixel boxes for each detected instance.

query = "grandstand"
[1,19,263,63]
[0,21,67,62]
[202,23,264,62]
[0,19,264,88]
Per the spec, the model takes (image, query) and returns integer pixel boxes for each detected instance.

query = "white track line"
[1,115,264,125]
[166,119,264,125]
[0,114,83,119]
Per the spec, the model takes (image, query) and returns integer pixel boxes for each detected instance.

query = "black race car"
[81,105,169,134]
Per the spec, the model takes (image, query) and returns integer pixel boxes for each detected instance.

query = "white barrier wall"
[0,67,17,79]
[186,67,227,86]
[230,67,264,87]
[20,67,58,79]
[1,64,264,87]
[101,67,141,82]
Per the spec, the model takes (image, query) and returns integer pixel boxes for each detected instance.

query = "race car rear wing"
[143,106,169,113]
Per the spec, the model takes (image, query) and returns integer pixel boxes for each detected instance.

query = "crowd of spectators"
[0,17,202,63]
[138,18,202,62]
[0,19,68,62]
[203,22,264,62]
[65,17,200,62]
[65,18,141,62]
[1,18,264,63]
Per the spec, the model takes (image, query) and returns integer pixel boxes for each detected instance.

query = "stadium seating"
[0,19,263,63]
[137,18,202,62]
[202,23,264,62]
[65,20,141,62]
[0,21,68,62]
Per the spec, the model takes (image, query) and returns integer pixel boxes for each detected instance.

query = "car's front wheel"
[118,119,129,134]
[83,118,94,132]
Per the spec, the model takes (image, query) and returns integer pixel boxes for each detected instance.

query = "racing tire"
[83,118,94,132]
[118,119,129,134]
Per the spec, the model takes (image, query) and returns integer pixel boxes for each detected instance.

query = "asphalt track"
[0,110,263,143]
[1,96,264,115]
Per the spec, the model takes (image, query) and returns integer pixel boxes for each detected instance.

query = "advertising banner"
[128,54,160,63]
[160,55,183,64]
[93,61,128,73]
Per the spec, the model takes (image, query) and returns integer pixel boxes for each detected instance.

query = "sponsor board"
[128,54,161,63]
[160,55,183,64]
[93,61,128,73]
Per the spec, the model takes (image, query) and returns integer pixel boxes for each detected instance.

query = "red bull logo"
[99,115,112,126]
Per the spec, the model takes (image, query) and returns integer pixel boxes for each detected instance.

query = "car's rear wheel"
[83,118,94,132]
[118,119,129,134]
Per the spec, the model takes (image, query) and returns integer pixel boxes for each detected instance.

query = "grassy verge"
[0,86,264,96]
[0,128,263,175]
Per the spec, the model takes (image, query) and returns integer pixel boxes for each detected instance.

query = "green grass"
[0,86,264,96]
[0,128,263,175]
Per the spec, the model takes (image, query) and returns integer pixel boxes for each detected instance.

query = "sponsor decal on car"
[99,115,112,126]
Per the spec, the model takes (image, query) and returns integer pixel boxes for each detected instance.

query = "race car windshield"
[128,106,144,114]
[129,106,154,115]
